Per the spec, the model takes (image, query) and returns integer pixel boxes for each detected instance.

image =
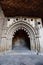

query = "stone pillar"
[30,37,36,51]
[0,6,6,52]
[0,18,7,52]
[1,37,7,52]
[36,31,40,52]
[6,37,12,50]
[36,35,40,52]
[1,18,7,51]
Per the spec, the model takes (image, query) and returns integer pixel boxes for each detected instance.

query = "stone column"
[6,37,12,50]
[0,6,6,52]
[36,35,40,52]
[30,36,36,51]
[0,18,7,52]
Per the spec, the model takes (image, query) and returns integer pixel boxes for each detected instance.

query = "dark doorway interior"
[12,29,30,50]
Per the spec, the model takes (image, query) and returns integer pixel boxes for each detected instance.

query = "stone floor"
[0,49,43,65]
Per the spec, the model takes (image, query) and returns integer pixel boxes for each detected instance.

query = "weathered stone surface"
[0,7,43,52]
[0,50,43,65]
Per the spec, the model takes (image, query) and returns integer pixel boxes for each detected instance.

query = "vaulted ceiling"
[0,0,43,18]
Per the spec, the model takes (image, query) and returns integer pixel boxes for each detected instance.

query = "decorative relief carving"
[7,17,36,28]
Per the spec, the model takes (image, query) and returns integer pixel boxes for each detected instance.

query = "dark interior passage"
[12,29,30,50]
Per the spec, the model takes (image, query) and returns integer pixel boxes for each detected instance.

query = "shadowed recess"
[12,29,30,50]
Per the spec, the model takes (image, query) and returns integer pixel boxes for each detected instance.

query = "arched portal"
[12,29,30,50]
[6,21,36,51]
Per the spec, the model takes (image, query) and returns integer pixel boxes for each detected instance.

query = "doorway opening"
[12,29,31,50]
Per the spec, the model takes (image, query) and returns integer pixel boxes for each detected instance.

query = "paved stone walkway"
[0,50,43,65]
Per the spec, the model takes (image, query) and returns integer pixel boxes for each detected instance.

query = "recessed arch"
[6,21,36,51]
[12,29,31,50]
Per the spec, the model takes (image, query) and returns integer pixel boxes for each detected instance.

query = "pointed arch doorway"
[7,21,36,51]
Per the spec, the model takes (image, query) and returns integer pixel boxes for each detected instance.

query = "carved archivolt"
[6,18,37,50]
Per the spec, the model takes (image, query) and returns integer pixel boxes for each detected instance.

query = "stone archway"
[6,21,36,51]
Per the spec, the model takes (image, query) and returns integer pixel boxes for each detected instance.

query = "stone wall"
[0,7,43,52]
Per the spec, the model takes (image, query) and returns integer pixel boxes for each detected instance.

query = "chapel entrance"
[12,29,31,50]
